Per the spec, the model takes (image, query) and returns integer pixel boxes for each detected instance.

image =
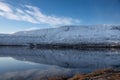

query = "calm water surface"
[0,47,120,79]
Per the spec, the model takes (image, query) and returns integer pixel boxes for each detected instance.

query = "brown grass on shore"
[68,68,120,80]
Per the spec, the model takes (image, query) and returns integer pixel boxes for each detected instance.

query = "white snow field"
[0,25,120,45]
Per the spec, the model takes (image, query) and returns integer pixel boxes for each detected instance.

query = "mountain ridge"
[0,25,120,46]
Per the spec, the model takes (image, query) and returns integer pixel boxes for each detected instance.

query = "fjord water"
[0,47,120,78]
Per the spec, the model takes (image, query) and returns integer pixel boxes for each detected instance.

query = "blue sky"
[0,0,120,33]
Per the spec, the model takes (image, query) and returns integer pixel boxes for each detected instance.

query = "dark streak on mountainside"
[28,43,120,49]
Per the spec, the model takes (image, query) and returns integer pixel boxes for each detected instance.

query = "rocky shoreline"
[46,68,120,80]
[68,68,120,80]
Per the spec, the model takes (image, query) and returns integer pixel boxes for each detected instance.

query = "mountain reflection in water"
[0,47,120,79]
[0,47,120,70]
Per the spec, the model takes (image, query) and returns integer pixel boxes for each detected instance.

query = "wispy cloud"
[0,1,80,26]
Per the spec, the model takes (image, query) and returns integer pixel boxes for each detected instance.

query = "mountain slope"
[0,25,120,45]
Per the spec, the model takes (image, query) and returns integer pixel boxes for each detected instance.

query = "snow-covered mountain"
[0,25,120,45]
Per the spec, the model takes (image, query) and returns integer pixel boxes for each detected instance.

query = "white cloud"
[0,2,12,12]
[0,1,80,26]
[25,27,40,31]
